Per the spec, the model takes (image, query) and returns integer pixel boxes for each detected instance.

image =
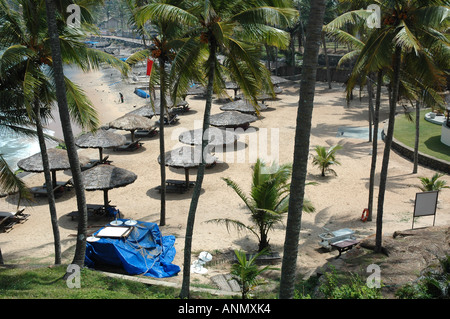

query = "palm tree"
[130,0,203,227]
[279,0,326,299]
[1,0,129,265]
[164,0,297,299]
[347,0,449,253]
[45,0,129,266]
[311,144,342,177]
[208,159,315,252]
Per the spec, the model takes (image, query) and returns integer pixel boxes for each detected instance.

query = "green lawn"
[0,265,181,299]
[394,110,450,162]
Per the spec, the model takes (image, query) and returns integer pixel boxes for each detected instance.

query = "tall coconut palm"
[1,0,129,265]
[207,159,315,252]
[344,0,450,252]
[44,0,129,266]
[279,0,326,299]
[159,0,297,299]
[129,0,203,227]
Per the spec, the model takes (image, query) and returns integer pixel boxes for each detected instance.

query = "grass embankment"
[0,265,182,299]
[394,109,450,162]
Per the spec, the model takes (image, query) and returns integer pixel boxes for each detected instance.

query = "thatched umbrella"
[179,128,238,146]
[77,164,137,208]
[17,148,89,188]
[271,75,290,85]
[237,91,279,103]
[210,111,257,129]
[158,146,217,188]
[75,130,126,161]
[108,114,156,142]
[127,105,159,118]
[219,99,268,114]
[225,82,240,98]
[184,85,206,97]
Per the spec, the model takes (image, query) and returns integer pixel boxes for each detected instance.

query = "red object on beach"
[146,59,153,76]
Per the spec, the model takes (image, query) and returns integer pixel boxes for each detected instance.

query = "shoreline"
[1,56,449,287]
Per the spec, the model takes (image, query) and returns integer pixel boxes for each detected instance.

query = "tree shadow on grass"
[423,136,450,161]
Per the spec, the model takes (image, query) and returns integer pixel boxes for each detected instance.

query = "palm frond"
[0,154,32,205]
[222,177,255,213]
[136,2,198,28]
[64,76,99,131]
[205,218,260,240]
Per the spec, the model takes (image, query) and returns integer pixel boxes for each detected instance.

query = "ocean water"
[0,129,56,172]
[0,66,79,172]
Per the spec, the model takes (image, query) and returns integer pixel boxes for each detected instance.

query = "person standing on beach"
[119,92,124,103]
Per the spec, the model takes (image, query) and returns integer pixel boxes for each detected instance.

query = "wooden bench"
[67,204,118,221]
[330,239,360,258]
[166,179,195,188]
[156,184,186,194]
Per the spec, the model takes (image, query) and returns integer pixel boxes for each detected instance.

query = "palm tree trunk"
[367,70,383,222]
[179,39,217,299]
[413,100,420,174]
[321,32,332,89]
[44,0,88,266]
[158,57,166,226]
[279,0,326,299]
[33,101,61,265]
[375,47,401,253]
[367,74,374,142]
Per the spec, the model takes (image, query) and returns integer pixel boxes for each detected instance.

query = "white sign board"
[413,191,438,228]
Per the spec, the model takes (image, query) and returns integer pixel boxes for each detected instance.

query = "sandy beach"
[1,58,449,286]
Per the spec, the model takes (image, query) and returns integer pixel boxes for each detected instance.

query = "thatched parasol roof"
[17,148,89,173]
[209,111,257,128]
[109,114,156,131]
[79,164,137,191]
[225,82,239,90]
[185,85,206,96]
[219,99,267,114]
[271,75,290,85]
[108,114,156,142]
[127,105,162,118]
[159,146,217,169]
[75,130,126,150]
[178,128,238,146]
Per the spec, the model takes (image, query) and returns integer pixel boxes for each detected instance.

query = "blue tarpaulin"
[85,219,180,278]
[134,88,150,98]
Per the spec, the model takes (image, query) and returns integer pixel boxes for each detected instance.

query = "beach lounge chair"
[113,139,143,152]
[135,128,158,138]
[81,156,112,171]
[31,180,69,198]
[156,179,196,194]
[156,114,179,126]
[43,179,73,190]
[0,208,29,232]
[318,227,359,257]
[68,203,119,221]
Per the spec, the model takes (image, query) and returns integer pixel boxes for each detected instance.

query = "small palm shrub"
[231,249,276,299]
[207,158,315,252]
[312,144,343,176]
[418,173,449,192]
